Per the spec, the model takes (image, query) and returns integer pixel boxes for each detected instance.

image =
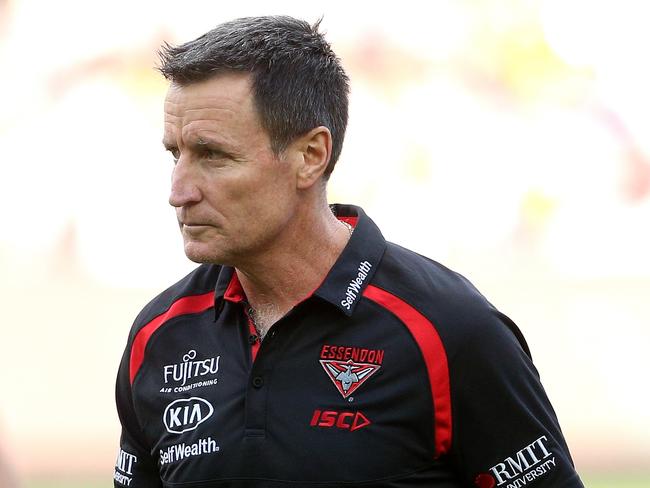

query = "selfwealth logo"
[340,260,372,310]
[160,436,220,465]
[319,344,383,398]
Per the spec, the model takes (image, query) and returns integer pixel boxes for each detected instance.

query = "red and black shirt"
[115,204,584,488]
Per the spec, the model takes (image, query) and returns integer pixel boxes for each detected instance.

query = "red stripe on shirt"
[363,284,452,457]
[223,271,261,361]
[129,292,214,385]
[337,216,358,227]
[245,311,261,361]
[224,271,246,303]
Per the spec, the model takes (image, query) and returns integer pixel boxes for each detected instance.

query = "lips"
[182,224,212,237]
[183,223,212,230]
[180,219,215,227]
[178,216,219,231]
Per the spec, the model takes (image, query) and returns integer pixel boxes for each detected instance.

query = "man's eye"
[203,149,228,160]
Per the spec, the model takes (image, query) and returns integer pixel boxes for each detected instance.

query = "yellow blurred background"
[0,0,648,486]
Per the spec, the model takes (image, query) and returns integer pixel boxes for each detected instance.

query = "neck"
[234,199,351,320]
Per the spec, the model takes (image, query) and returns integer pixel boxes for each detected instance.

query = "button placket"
[244,365,268,436]
[242,306,295,437]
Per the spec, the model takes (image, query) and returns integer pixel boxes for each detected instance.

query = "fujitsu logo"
[340,260,372,310]
[163,349,220,386]
[163,397,214,434]
[475,436,556,488]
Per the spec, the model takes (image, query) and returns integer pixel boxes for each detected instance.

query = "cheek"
[208,157,295,221]
[254,174,294,208]
[254,193,296,235]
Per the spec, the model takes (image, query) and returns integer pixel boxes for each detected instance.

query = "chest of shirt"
[131,299,446,485]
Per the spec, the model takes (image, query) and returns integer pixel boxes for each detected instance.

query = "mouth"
[182,223,213,231]
[180,221,211,230]
[180,220,214,227]
[181,224,214,240]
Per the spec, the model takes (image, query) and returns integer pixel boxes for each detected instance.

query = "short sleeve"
[447,310,584,488]
[114,344,163,488]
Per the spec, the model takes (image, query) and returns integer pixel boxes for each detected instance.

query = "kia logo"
[163,397,214,434]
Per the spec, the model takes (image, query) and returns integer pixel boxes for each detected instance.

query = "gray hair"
[157,16,350,178]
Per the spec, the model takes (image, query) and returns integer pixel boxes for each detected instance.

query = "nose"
[169,157,201,208]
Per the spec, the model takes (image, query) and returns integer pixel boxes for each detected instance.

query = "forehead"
[163,73,262,142]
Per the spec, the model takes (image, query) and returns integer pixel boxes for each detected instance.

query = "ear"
[294,126,332,190]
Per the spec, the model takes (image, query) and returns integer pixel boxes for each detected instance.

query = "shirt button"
[248,334,258,345]
[252,376,264,388]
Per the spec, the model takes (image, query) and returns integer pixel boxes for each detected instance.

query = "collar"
[213,204,386,319]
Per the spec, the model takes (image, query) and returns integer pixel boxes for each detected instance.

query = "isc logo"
[310,409,371,432]
[163,397,214,434]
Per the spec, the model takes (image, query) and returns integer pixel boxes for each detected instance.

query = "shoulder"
[126,263,221,343]
[371,242,530,357]
[373,241,491,317]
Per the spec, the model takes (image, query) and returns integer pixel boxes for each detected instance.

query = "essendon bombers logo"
[320,360,380,398]
[319,344,383,398]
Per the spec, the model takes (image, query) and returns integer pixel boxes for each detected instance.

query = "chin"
[183,241,230,265]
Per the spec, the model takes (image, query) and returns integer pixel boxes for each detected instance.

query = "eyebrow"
[162,136,229,150]
[162,137,242,161]
[191,135,230,150]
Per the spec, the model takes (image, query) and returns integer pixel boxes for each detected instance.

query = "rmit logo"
[488,435,553,486]
[163,397,214,434]
[115,449,137,475]
[310,409,371,432]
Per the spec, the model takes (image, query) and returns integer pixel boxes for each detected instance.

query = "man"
[115,16,584,488]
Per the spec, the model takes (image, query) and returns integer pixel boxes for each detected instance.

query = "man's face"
[164,73,298,265]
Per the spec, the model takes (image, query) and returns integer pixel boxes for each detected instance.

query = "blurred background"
[0,0,648,486]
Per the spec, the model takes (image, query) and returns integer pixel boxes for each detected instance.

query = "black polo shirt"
[114,204,583,488]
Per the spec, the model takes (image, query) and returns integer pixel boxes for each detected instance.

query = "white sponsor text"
[489,436,556,486]
[163,397,214,434]
[341,261,372,310]
[163,349,220,387]
[114,449,137,486]
[159,436,220,465]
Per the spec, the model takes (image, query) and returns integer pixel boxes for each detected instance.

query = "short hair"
[157,16,350,178]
